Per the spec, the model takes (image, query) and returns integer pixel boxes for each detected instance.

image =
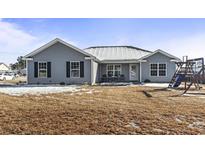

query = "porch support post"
[91,59,94,85]
[25,58,33,85]
[140,61,142,83]
[26,60,28,84]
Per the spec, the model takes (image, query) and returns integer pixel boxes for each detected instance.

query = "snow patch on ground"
[100,82,136,86]
[153,128,164,133]
[175,118,183,123]
[188,121,205,129]
[99,82,170,88]
[175,115,186,123]
[129,122,140,129]
[73,89,97,95]
[183,93,205,99]
[142,83,169,88]
[0,85,81,96]
[125,121,140,129]
[85,89,94,94]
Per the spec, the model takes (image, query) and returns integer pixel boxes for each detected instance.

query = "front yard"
[0,85,205,134]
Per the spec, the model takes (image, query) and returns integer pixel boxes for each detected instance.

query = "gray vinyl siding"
[27,42,91,84]
[141,52,176,82]
[91,60,99,84]
[26,41,177,84]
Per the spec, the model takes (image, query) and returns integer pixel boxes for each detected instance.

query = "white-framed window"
[71,61,80,78]
[150,63,167,77]
[150,63,158,76]
[38,62,47,78]
[107,65,114,77]
[159,63,166,76]
[106,64,121,77]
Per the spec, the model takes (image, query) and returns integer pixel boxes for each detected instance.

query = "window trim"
[149,63,167,77]
[106,64,122,77]
[158,63,167,77]
[38,61,47,78]
[150,63,158,77]
[70,61,80,78]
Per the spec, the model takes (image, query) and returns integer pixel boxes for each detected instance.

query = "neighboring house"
[24,38,180,84]
[0,63,10,72]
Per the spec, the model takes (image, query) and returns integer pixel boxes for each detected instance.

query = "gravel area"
[0,85,81,96]
[0,82,169,96]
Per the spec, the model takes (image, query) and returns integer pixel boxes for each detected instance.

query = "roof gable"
[0,63,10,69]
[24,38,97,59]
[139,49,181,61]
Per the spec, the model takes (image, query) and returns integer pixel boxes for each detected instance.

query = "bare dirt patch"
[0,86,205,135]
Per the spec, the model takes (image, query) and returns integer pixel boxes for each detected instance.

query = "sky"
[0,18,205,64]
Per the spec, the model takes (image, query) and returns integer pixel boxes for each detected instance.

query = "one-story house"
[24,38,181,84]
[0,63,10,73]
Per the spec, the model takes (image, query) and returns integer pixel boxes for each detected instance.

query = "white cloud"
[0,19,39,64]
[0,19,79,64]
[151,33,205,60]
[0,20,37,54]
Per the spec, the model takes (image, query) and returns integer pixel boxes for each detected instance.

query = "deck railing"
[101,74,125,82]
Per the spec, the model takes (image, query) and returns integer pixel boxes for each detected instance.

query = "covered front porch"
[97,63,141,83]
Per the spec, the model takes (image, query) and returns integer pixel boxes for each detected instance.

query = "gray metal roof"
[84,46,152,61]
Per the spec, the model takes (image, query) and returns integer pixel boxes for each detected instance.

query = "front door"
[129,64,138,81]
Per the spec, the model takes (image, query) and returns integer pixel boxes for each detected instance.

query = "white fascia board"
[23,57,33,61]
[138,60,147,62]
[24,39,59,58]
[170,59,181,62]
[24,38,96,59]
[85,57,100,62]
[85,57,93,60]
[101,60,139,63]
[139,49,181,61]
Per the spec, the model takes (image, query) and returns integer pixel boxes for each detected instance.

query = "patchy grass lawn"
[0,85,205,135]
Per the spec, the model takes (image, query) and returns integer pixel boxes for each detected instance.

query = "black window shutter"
[34,62,38,78]
[47,62,51,78]
[66,61,70,78]
[80,61,84,78]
